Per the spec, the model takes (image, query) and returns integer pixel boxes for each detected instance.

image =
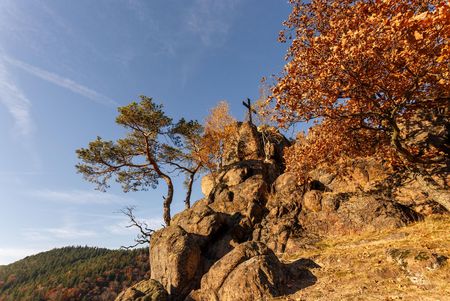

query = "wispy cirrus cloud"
[2,55,117,106]
[186,0,241,47]
[0,58,34,137]
[30,189,131,204]
[23,226,96,241]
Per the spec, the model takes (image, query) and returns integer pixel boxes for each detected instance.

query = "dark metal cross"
[242,98,257,125]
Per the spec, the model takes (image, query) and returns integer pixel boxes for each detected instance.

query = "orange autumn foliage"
[271,0,449,180]
[200,101,239,171]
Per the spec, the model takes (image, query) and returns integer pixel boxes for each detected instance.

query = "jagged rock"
[115,279,168,301]
[308,169,336,187]
[320,192,347,212]
[222,166,249,186]
[173,201,240,260]
[236,122,265,163]
[310,158,391,194]
[303,190,322,212]
[206,160,282,206]
[412,201,448,215]
[393,174,450,214]
[210,175,268,217]
[300,195,423,235]
[187,241,286,301]
[151,202,251,300]
[221,122,263,166]
[172,204,225,237]
[253,201,303,254]
[268,172,303,208]
[394,180,431,207]
[307,158,449,215]
[221,122,290,168]
[150,226,202,300]
[273,172,299,195]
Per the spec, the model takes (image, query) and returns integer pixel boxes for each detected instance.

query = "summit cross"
[242,98,257,125]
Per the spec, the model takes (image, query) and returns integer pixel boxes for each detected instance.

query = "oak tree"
[270,0,450,209]
[201,101,239,171]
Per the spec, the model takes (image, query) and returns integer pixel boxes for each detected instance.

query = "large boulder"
[201,174,216,197]
[172,201,239,261]
[308,158,391,194]
[267,172,303,208]
[188,241,287,301]
[115,279,168,301]
[210,175,268,217]
[253,200,304,254]
[150,226,202,300]
[172,203,225,237]
[222,166,249,186]
[303,190,323,212]
[220,122,290,168]
[222,122,264,165]
[299,195,423,236]
[273,172,300,196]
[151,202,253,300]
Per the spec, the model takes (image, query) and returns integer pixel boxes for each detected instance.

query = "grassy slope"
[278,215,450,301]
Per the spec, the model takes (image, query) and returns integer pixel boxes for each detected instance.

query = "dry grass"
[276,215,450,301]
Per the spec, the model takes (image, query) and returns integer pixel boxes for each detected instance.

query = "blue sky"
[0,0,291,264]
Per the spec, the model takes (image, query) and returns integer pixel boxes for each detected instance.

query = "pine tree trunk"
[161,174,174,226]
[184,166,200,209]
[184,174,194,209]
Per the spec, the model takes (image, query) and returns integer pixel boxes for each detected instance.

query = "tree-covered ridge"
[0,246,149,301]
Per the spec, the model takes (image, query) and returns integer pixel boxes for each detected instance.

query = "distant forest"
[0,246,149,301]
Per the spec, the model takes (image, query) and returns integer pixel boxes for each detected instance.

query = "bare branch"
[119,206,154,250]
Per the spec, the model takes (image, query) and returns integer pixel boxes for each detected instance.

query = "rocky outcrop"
[149,226,202,299]
[222,122,262,165]
[187,242,287,301]
[117,122,447,301]
[115,279,168,301]
[200,174,215,197]
[299,194,423,236]
[171,204,226,237]
[221,122,290,168]
[269,172,304,207]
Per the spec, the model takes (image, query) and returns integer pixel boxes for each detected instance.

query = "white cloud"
[2,55,117,106]
[47,227,96,239]
[0,248,41,265]
[186,0,241,47]
[31,189,131,204]
[23,226,96,241]
[0,58,34,137]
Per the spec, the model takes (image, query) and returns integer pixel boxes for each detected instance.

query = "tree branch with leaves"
[270,0,449,210]
[76,96,201,225]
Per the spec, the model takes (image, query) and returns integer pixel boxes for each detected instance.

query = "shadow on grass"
[283,258,320,294]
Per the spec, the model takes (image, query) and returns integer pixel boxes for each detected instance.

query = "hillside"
[0,246,149,301]
[278,214,450,300]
